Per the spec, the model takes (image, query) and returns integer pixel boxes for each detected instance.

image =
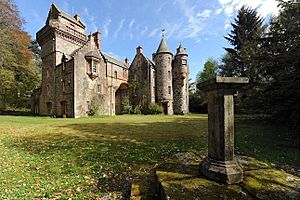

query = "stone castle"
[32,3,189,117]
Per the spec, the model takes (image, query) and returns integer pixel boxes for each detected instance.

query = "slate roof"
[50,3,85,28]
[176,43,188,56]
[85,51,102,60]
[102,52,128,68]
[156,38,172,54]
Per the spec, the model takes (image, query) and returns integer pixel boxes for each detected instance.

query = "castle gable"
[46,3,85,29]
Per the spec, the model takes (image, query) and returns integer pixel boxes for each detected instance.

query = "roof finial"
[161,29,165,38]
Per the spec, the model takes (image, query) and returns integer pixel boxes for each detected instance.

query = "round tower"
[153,38,173,115]
[173,43,189,114]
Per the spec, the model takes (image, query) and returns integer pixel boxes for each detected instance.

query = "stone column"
[197,76,249,184]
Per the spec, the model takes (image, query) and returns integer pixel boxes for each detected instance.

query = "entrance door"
[162,102,168,114]
[61,101,67,117]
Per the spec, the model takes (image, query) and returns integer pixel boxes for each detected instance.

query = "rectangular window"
[97,84,102,93]
[168,86,171,95]
[114,71,117,79]
[92,62,97,73]
[168,71,171,79]
[62,81,65,92]
[182,59,187,65]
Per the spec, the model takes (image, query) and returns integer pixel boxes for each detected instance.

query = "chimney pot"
[136,46,143,54]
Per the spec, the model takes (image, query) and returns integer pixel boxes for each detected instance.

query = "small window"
[114,71,117,79]
[168,86,171,95]
[92,62,97,73]
[168,71,171,79]
[87,101,90,111]
[97,84,102,93]
[62,81,65,92]
[182,59,187,65]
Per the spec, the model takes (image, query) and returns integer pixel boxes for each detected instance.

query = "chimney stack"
[136,46,143,54]
[125,57,129,65]
[74,14,81,22]
[92,31,101,50]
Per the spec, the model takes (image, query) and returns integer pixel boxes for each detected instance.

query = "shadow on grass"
[235,119,300,168]
[2,115,299,197]
[2,116,207,195]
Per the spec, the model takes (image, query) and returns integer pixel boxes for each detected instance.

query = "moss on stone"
[242,169,300,199]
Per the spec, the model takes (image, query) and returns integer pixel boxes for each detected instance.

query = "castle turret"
[153,38,173,114]
[173,43,189,114]
[36,3,87,115]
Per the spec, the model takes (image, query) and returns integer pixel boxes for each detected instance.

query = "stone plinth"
[197,76,249,184]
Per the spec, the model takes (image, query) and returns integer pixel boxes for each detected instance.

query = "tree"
[190,59,218,113]
[0,0,41,110]
[261,1,300,128]
[219,5,265,79]
[218,5,266,114]
[196,58,217,83]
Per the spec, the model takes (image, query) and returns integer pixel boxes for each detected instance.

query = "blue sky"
[15,0,280,81]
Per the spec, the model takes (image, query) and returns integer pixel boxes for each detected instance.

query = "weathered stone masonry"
[32,3,189,117]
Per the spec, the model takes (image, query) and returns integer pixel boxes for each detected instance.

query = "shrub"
[121,96,133,114]
[146,103,163,115]
[133,104,142,114]
[88,100,100,116]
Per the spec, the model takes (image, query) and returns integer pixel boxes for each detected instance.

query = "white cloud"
[114,19,125,39]
[149,28,160,37]
[224,19,231,29]
[83,7,97,32]
[197,9,212,18]
[175,0,204,41]
[215,8,223,15]
[129,19,135,29]
[217,0,280,31]
[103,18,111,38]
[218,0,280,18]
[141,26,148,35]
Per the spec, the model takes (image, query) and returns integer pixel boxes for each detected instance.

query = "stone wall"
[129,52,155,111]
[172,54,189,114]
[153,53,173,114]
[54,60,74,117]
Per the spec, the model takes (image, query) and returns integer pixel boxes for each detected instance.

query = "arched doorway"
[115,83,129,115]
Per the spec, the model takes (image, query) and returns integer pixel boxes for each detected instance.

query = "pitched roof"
[176,43,188,56]
[85,51,102,60]
[102,52,128,68]
[156,38,172,54]
[49,3,85,28]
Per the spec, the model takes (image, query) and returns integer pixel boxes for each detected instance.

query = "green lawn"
[0,114,298,199]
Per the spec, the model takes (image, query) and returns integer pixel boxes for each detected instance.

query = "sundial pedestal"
[197,77,249,184]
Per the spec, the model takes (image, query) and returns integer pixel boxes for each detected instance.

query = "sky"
[15,0,280,81]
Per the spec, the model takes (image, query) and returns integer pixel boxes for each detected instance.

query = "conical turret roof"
[176,43,188,56]
[156,38,172,55]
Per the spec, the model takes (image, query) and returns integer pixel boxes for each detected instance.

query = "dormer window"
[85,55,99,80]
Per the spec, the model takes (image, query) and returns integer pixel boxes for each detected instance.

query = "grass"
[0,114,299,199]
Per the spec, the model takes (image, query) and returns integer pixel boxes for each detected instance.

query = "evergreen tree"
[220,5,264,79]
[261,1,300,129]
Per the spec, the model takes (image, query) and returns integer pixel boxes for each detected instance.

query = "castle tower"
[173,43,189,114]
[153,37,173,114]
[36,3,87,115]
